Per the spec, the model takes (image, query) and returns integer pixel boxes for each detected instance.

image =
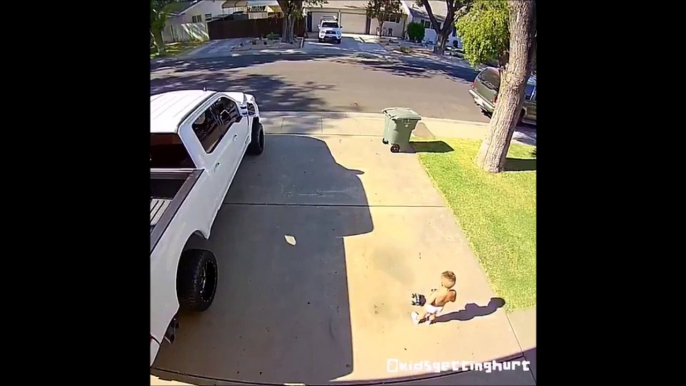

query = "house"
[165,0,228,25]
[402,0,461,47]
[305,0,408,38]
[221,1,283,19]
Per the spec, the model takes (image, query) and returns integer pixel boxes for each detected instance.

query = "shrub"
[266,32,279,40]
[407,22,425,43]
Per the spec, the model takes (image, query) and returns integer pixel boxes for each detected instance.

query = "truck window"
[150,134,195,168]
[479,69,500,91]
[525,84,535,100]
[321,22,338,28]
[191,97,241,154]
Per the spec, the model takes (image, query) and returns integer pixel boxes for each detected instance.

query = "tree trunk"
[433,32,447,55]
[282,12,288,40]
[282,12,294,43]
[287,14,296,43]
[152,29,166,56]
[475,0,535,173]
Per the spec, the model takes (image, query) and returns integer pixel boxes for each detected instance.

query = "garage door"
[340,12,367,34]
[311,12,338,31]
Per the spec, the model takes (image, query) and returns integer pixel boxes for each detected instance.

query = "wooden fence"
[207,17,305,40]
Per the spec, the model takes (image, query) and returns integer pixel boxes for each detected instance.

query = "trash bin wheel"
[390,144,400,153]
[382,139,389,144]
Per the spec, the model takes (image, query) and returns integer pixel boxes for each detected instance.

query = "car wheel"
[336,39,341,44]
[248,121,265,155]
[318,38,323,43]
[518,110,525,126]
[177,249,218,312]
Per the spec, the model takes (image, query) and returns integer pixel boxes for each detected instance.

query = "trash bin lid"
[382,107,421,120]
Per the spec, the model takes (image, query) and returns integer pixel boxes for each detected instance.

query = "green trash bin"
[381,107,422,153]
[382,107,400,145]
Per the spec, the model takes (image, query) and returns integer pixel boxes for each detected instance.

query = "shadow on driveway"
[154,346,537,385]
[151,135,374,384]
[434,297,506,323]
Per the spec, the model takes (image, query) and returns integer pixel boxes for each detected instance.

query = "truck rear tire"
[176,249,218,312]
[248,122,265,155]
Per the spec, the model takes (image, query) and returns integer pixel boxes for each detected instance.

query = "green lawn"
[415,138,536,311]
[151,41,205,59]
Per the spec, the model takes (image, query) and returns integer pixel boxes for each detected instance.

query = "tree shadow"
[151,52,491,122]
[151,72,336,114]
[331,55,479,84]
[151,135,373,384]
[410,141,454,153]
[504,158,536,172]
[151,52,347,74]
[434,297,506,323]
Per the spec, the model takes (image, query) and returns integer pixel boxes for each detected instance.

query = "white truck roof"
[150,90,215,133]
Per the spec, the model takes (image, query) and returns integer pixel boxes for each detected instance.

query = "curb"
[259,111,490,126]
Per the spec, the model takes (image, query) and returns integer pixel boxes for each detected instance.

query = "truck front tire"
[248,122,265,155]
[177,249,218,312]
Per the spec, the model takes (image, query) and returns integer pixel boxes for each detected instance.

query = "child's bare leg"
[427,314,436,324]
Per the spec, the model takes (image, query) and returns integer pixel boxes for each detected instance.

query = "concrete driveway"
[150,116,532,384]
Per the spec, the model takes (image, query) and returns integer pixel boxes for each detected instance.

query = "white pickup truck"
[150,90,264,366]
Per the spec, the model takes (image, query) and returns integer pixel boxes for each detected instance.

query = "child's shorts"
[425,304,443,316]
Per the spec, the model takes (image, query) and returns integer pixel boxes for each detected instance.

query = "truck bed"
[150,198,172,230]
[150,168,203,253]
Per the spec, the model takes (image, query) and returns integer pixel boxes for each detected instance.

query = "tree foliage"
[366,0,402,37]
[150,0,180,55]
[455,0,509,68]
[406,22,425,42]
[415,0,470,55]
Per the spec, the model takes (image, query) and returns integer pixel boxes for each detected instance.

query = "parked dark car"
[468,67,536,125]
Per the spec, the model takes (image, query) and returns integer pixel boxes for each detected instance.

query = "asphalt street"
[150,52,491,123]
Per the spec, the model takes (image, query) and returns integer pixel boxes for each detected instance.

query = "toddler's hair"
[441,271,456,288]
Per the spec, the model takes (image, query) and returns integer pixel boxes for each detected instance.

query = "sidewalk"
[259,111,536,146]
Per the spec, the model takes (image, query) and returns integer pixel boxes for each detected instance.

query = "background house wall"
[167,0,227,24]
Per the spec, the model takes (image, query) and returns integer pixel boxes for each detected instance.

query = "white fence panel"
[162,23,209,43]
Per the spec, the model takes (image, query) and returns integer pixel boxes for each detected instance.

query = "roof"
[405,0,449,23]
[222,0,277,8]
[166,1,200,17]
[308,1,368,11]
[150,90,215,133]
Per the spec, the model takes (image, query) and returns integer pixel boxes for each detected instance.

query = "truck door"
[188,97,244,211]
[222,92,251,148]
